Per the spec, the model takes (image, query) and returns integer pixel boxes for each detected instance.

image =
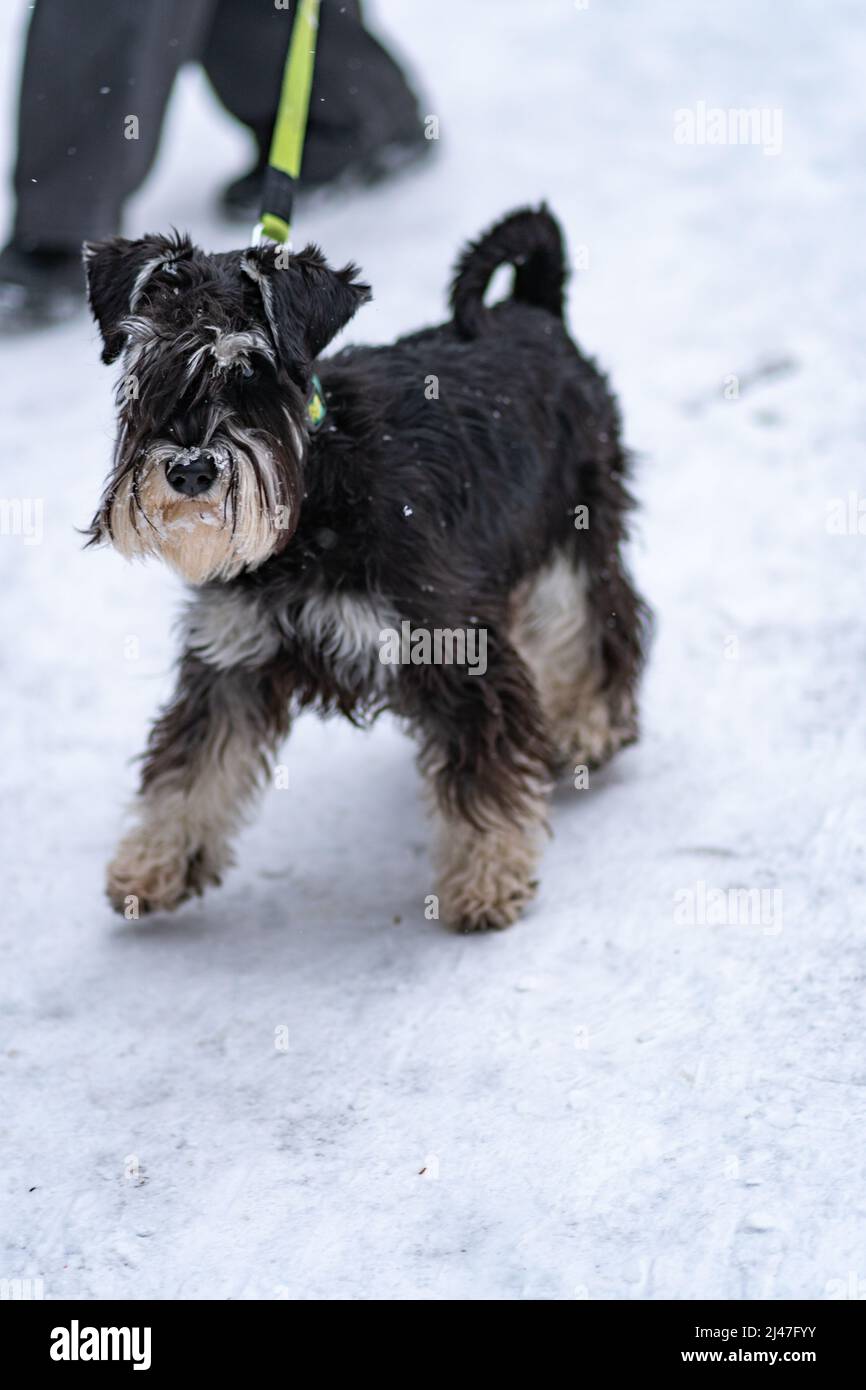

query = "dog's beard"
[97,421,298,584]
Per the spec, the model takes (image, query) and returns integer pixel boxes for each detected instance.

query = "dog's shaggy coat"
[86,206,650,930]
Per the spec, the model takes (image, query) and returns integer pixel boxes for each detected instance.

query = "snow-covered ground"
[2,0,865,1301]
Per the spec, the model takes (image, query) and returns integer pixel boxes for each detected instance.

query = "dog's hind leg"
[106,653,292,916]
[509,552,646,773]
[402,632,556,932]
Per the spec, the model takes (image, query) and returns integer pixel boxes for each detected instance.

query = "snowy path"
[2,0,865,1299]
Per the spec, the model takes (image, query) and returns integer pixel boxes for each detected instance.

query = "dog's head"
[84,232,370,583]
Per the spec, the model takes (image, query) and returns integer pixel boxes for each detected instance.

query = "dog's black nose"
[166,452,217,497]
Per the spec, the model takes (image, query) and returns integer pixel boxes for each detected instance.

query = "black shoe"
[305,124,433,196]
[219,126,432,226]
[0,242,84,331]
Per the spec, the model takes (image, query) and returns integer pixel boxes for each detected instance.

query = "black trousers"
[12,0,420,248]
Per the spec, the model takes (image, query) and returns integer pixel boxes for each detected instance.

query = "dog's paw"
[562,694,639,772]
[445,876,539,933]
[106,832,225,917]
[438,822,541,932]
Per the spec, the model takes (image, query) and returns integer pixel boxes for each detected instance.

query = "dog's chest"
[289,588,395,688]
[185,585,395,693]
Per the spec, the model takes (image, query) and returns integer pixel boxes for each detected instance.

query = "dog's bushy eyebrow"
[201,326,277,371]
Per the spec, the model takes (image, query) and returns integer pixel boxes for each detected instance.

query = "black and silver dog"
[85,206,649,931]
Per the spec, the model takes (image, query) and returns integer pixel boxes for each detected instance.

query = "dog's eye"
[241,364,255,379]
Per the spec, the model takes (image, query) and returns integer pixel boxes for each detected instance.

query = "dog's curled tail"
[450,203,566,340]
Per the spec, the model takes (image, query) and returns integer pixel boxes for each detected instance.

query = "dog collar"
[306,373,327,431]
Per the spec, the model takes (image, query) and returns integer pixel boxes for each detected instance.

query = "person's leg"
[12,0,215,249]
[1,0,214,327]
[203,0,429,218]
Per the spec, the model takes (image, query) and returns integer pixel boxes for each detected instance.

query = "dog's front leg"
[107,653,292,916]
[405,634,556,932]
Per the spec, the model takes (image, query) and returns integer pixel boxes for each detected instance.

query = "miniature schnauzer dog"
[85,205,649,931]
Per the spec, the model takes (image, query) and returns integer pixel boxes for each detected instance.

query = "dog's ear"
[82,232,193,363]
[242,243,371,366]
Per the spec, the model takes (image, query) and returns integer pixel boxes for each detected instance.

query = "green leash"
[253,0,326,431]
[255,0,322,248]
